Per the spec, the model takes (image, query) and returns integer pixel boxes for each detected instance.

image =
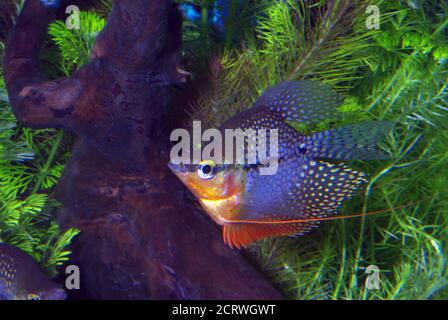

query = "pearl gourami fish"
[169,81,392,248]
[0,243,67,300]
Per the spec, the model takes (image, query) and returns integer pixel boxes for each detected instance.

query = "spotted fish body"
[169,80,392,248]
[0,243,67,300]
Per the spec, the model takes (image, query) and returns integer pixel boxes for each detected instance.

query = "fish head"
[168,160,244,224]
[15,269,67,300]
[15,285,67,300]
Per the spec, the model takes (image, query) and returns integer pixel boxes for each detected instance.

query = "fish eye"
[197,160,216,180]
[27,294,41,301]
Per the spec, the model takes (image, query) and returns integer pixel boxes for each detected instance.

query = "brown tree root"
[4,0,282,299]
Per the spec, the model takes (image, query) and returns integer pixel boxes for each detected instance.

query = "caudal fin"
[302,121,394,160]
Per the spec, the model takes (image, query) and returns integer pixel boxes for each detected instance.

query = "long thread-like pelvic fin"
[226,204,410,225]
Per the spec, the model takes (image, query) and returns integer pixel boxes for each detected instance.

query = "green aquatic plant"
[0,10,107,276]
[194,0,379,126]
[1,1,446,298]
[0,74,79,276]
[179,0,272,61]
[97,0,113,18]
[48,11,106,75]
[193,0,448,299]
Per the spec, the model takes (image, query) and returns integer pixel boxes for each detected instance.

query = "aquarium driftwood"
[4,0,282,299]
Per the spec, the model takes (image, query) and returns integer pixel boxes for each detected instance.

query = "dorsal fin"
[254,80,341,123]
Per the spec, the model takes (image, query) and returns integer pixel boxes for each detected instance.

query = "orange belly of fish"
[199,194,241,225]
[200,194,310,249]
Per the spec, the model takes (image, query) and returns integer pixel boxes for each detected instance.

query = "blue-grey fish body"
[169,80,393,248]
[0,243,67,300]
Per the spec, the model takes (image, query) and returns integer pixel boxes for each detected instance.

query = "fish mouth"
[168,161,199,175]
[168,161,187,174]
[167,163,203,198]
